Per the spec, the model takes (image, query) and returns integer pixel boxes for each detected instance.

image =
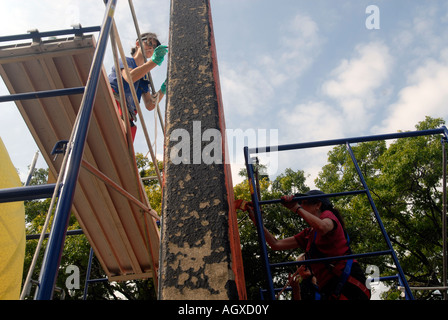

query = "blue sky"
[1,1,448,188]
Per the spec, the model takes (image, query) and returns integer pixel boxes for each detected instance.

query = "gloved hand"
[151,45,168,66]
[160,79,167,94]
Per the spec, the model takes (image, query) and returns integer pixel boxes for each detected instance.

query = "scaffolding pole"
[443,137,447,300]
[346,142,413,300]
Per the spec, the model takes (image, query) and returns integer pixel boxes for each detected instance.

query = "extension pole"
[128,0,165,133]
[25,151,39,186]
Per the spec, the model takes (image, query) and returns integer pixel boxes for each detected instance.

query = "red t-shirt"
[294,210,350,288]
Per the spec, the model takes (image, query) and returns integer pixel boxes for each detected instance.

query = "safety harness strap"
[311,230,356,298]
[333,258,353,297]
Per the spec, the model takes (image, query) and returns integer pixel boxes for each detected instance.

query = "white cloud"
[323,42,392,99]
[375,50,448,133]
[392,3,448,62]
[221,62,274,119]
[221,12,322,123]
[278,13,323,78]
[275,41,393,142]
[321,41,393,131]
[270,41,394,184]
[253,12,323,90]
[279,101,345,143]
[271,100,339,185]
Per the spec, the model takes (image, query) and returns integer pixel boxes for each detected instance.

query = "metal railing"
[245,126,448,300]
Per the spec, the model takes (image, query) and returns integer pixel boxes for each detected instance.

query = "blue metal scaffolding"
[0,0,166,300]
[0,0,117,300]
[245,127,448,300]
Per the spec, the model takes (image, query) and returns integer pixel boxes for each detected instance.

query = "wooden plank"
[0,35,159,281]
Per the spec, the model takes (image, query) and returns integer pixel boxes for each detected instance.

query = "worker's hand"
[151,45,168,66]
[298,265,312,279]
[160,79,167,95]
[289,272,301,286]
[246,205,257,224]
[281,195,298,210]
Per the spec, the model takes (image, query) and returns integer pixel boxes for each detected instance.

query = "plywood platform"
[0,35,160,282]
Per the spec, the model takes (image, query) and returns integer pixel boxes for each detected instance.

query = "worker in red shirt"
[247,190,371,300]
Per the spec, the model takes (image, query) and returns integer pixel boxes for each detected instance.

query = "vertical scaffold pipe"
[244,148,275,300]
[346,142,414,300]
[443,137,447,300]
[159,0,246,300]
[34,0,117,300]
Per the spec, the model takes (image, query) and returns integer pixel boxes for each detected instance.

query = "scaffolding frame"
[0,0,165,300]
[245,127,448,300]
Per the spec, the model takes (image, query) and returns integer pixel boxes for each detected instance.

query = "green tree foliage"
[136,153,163,214]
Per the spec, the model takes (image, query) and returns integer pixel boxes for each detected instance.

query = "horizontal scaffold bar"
[249,127,448,155]
[26,229,83,240]
[0,87,84,103]
[259,190,367,205]
[269,250,393,269]
[0,184,56,203]
[0,26,101,43]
